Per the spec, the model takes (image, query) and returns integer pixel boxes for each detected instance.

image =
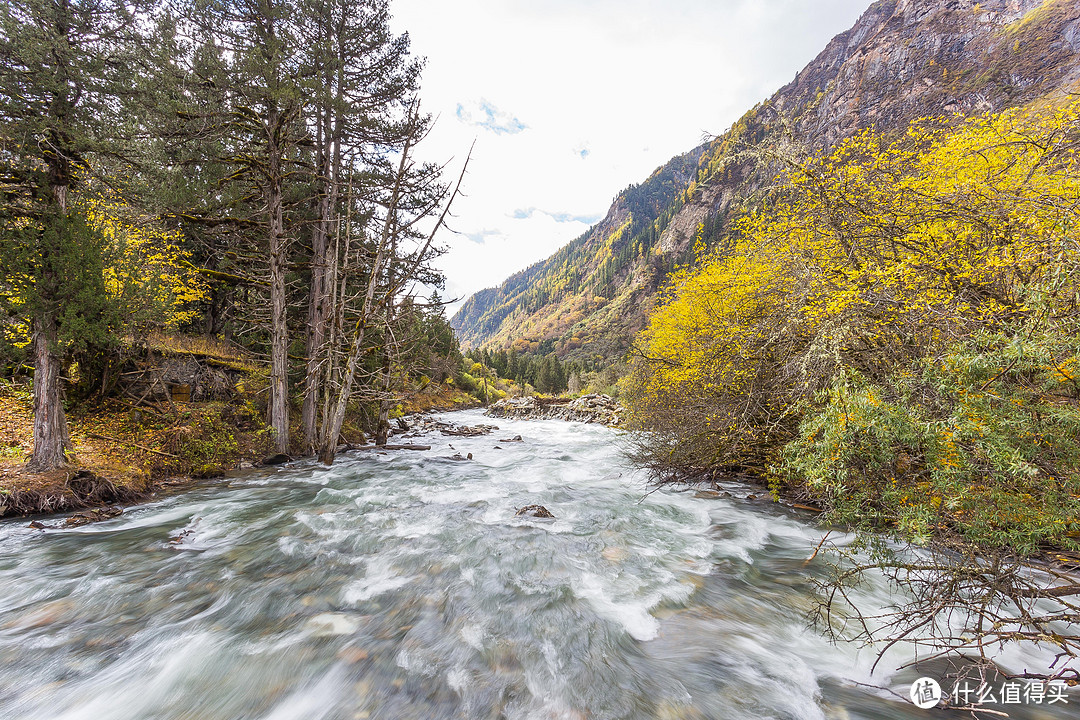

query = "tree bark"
[375,349,393,446]
[302,93,338,450]
[267,104,290,455]
[315,115,469,465]
[25,0,77,472]
[301,150,329,447]
[28,313,68,472]
[316,137,408,465]
[317,280,379,464]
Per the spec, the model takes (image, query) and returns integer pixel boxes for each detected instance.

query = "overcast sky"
[388,0,871,314]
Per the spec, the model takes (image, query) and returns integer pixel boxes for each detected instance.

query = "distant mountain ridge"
[451,0,1080,360]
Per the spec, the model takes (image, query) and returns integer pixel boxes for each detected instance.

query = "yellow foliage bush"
[626,236,800,474]
[84,197,208,334]
[629,97,1080,677]
[628,98,1080,486]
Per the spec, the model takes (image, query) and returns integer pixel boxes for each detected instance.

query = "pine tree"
[296,0,422,450]
[180,0,311,454]
[0,0,143,470]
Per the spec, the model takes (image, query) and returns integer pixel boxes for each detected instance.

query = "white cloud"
[455,99,528,135]
[389,0,871,314]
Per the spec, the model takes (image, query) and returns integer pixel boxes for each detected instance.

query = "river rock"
[336,646,370,664]
[440,424,497,437]
[305,612,363,637]
[602,546,629,562]
[261,453,292,466]
[3,599,75,630]
[487,394,624,426]
[515,504,555,519]
[63,506,123,527]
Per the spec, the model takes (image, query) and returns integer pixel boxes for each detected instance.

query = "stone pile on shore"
[486,394,623,426]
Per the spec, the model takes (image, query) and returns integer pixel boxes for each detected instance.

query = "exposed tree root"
[0,470,145,519]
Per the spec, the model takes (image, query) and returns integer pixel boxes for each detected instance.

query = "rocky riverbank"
[0,374,481,521]
[485,394,624,426]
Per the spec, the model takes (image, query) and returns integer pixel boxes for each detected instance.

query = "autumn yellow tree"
[628,99,1080,680]
[631,100,1080,478]
[2,194,207,403]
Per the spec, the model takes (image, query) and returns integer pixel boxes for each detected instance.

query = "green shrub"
[780,329,1080,554]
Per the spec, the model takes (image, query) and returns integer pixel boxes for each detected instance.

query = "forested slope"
[452,0,1080,361]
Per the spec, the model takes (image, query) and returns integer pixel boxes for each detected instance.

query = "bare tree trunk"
[316,135,410,464]
[318,181,347,449]
[316,119,469,465]
[28,313,68,472]
[267,107,290,455]
[302,94,341,450]
[374,320,395,446]
[375,398,390,445]
[301,159,329,447]
[317,269,380,463]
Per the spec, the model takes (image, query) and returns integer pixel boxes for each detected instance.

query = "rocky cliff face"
[452,0,1080,360]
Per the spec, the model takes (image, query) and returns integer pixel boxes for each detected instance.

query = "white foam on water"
[341,556,414,603]
[713,512,773,564]
[164,514,229,552]
[412,481,506,506]
[44,631,222,720]
[388,515,445,539]
[541,638,561,675]
[571,572,660,641]
[447,666,470,694]
[276,535,303,556]
[256,665,346,720]
[396,647,437,677]
[459,622,485,651]
[69,502,200,534]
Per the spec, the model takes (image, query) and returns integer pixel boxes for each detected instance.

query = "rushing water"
[0,411,1074,720]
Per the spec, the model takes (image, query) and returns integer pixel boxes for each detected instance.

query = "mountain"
[451,0,1080,361]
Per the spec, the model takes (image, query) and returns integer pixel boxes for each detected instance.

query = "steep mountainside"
[452,0,1080,360]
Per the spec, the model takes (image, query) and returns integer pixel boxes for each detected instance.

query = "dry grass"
[146,332,250,363]
[0,378,267,517]
[0,382,153,511]
[400,381,481,414]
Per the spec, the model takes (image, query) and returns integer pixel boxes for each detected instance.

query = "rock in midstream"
[486,394,623,426]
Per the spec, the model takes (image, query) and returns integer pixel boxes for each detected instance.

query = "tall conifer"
[0,0,141,470]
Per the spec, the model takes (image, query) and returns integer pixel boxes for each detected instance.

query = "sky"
[388,0,872,314]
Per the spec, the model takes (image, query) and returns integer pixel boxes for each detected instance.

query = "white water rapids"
[0,410,1074,719]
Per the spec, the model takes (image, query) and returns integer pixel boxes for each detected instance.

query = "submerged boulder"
[261,453,292,466]
[515,504,555,519]
[305,612,363,637]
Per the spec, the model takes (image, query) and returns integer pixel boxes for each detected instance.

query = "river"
[0,410,1074,719]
